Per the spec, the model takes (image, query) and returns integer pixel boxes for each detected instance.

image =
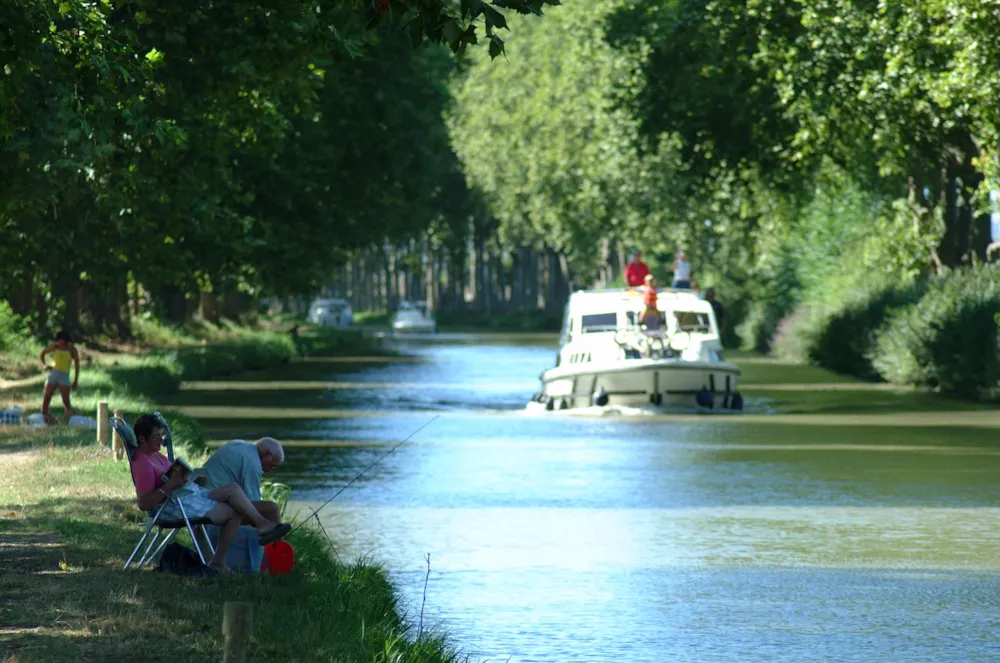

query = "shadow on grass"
[1,496,465,663]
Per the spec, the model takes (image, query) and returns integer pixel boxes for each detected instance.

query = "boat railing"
[575,287,695,295]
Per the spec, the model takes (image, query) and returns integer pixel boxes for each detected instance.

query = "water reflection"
[164,336,1000,663]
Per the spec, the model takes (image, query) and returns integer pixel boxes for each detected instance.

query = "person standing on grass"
[40,330,79,424]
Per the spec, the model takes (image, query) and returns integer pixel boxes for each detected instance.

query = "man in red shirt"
[624,250,650,287]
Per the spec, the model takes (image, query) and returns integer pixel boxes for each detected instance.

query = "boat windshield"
[580,312,618,333]
[673,310,712,333]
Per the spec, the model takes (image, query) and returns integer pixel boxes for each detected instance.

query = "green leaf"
[488,34,504,59]
[404,18,421,47]
[482,5,509,31]
[442,20,462,47]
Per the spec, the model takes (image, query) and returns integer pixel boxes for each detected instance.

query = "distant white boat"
[534,288,742,411]
[392,301,437,334]
[307,298,354,328]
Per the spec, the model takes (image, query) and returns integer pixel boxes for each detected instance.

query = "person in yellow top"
[40,330,80,424]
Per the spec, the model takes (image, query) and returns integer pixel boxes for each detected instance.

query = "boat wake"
[523,398,774,417]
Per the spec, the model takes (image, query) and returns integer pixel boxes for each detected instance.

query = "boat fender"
[559,399,569,410]
[730,392,744,411]
[592,388,609,407]
[696,386,714,409]
[545,398,555,411]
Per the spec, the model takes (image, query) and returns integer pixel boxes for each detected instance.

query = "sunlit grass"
[0,444,464,663]
[0,319,461,662]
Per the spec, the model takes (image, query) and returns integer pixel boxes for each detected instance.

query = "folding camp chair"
[112,411,216,570]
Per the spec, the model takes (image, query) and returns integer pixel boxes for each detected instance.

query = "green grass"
[0,319,453,662]
[0,321,391,452]
[353,311,392,326]
[0,434,461,663]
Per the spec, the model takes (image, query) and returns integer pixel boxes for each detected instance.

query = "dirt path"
[0,375,45,392]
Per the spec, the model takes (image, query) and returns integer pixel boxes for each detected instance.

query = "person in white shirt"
[672,250,692,289]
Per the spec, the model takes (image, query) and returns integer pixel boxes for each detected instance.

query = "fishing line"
[289,414,441,533]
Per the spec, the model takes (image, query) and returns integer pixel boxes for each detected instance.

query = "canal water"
[168,334,1000,663]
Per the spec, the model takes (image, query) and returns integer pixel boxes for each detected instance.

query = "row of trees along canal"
[6,0,1000,338]
[0,0,566,336]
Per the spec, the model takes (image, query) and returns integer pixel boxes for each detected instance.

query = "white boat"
[306,298,354,328]
[392,301,437,334]
[534,288,742,411]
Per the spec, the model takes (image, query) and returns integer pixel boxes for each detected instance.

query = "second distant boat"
[392,301,437,334]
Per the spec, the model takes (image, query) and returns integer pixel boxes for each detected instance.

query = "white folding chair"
[112,412,216,570]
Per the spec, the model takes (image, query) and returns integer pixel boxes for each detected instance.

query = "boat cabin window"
[580,312,618,333]
[673,310,712,333]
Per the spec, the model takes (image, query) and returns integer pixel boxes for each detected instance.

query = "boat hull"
[392,321,436,333]
[538,359,741,410]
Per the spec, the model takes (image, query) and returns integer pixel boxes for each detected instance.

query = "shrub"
[811,280,926,380]
[0,301,36,353]
[872,264,1000,397]
[770,303,825,363]
[737,300,789,354]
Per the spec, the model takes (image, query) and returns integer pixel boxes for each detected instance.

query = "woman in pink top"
[131,414,291,574]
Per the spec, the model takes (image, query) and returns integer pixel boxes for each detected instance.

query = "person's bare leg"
[41,383,57,423]
[207,483,277,533]
[249,500,280,525]
[209,514,242,572]
[58,386,73,420]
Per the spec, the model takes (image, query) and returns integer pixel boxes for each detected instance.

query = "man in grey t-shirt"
[202,438,285,518]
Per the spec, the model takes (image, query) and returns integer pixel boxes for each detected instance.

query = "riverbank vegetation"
[0,320,454,662]
[0,312,385,443]
[6,1,1000,395]
[0,430,460,663]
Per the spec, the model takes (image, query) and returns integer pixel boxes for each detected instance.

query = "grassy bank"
[763,264,1000,400]
[0,431,457,662]
[0,319,390,451]
[0,320,457,662]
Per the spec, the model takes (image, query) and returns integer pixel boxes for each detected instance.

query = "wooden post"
[96,401,109,446]
[112,408,126,461]
[222,601,253,663]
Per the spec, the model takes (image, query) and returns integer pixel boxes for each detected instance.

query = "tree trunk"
[512,249,524,312]
[201,291,218,323]
[493,246,508,311]
[62,284,83,334]
[10,265,34,318]
[116,275,132,339]
[130,274,140,317]
[35,287,48,335]
[526,248,539,311]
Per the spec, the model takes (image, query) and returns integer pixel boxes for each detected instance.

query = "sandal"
[259,522,291,546]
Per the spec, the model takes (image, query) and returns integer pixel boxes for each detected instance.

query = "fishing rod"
[289,414,441,533]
